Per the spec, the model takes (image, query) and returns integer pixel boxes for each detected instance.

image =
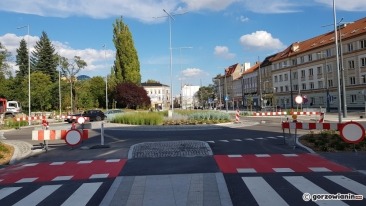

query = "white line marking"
[50,162,65,165]
[242,177,289,206]
[309,167,331,172]
[0,187,22,200]
[52,176,73,181]
[267,137,277,139]
[284,176,347,206]
[90,174,109,179]
[14,185,61,206]
[245,138,254,141]
[273,168,294,172]
[256,137,264,140]
[228,155,242,158]
[325,175,366,197]
[255,154,270,157]
[282,154,298,157]
[106,159,120,163]
[62,182,102,206]
[22,163,38,167]
[77,160,93,164]
[219,140,229,142]
[237,168,257,173]
[232,139,242,141]
[206,141,215,143]
[16,177,38,183]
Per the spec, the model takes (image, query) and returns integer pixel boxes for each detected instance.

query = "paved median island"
[128,140,213,159]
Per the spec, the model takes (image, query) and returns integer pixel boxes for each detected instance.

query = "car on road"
[104,109,124,121]
[65,109,106,123]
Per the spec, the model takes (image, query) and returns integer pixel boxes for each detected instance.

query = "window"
[294,84,298,91]
[328,79,333,87]
[309,68,314,76]
[348,43,353,52]
[351,94,357,103]
[292,59,297,66]
[350,77,356,85]
[300,56,305,63]
[274,76,278,82]
[326,49,331,57]
[319,96,324,105]
[311,97,315,105]
[348,60,355,69]
[361,57,366,67]
[310,82,314,89]
[327,64,332,72]
[317,66,322,75]
[280,86,283,92]
[302,83,306,90]
[301,70,306,78]
[360,39,366,49]
[284,74,288,81]
[318,81,323,89]
[285,85,288,91]
[293,71,298,79]
[308,54,312,61]
[362,75,366,84]
[279,75,283,82]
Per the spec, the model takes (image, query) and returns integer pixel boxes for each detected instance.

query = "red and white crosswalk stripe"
[0,159,126,184]
[281,122,340,130]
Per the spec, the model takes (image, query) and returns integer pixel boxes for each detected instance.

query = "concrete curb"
[1,140,34,164]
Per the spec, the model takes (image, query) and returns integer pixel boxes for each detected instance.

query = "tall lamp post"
[17,25,31,124]
[333,0,342,123]
[102,44,108,111]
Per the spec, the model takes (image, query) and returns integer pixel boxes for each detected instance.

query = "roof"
[272,17,366,62]
[224,63,239,77]
[141,82,169,87]
[241,62,260,77]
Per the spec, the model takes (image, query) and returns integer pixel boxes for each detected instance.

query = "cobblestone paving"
[129,140,213,159]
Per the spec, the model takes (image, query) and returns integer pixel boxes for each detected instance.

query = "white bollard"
[101,122,104,145]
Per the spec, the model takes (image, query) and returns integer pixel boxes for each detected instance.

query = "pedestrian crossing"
[206,135,285,144]
[0,180,112,206]
[229,174,366,206]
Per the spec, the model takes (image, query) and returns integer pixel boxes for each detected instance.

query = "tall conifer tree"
[31,31,58,83]
[112,17,141,86]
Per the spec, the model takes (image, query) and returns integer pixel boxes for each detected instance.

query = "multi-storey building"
[180,85,200,109]
[271,17,366,112]
[141,82,170,110]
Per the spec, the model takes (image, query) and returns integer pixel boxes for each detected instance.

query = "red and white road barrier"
[290,111,321,115]
[254,112,287,116]
[15,116,46,121]
[282,122,339,130]
[318,112,325,123]
[235,110,240,123]
[32,129,89,141]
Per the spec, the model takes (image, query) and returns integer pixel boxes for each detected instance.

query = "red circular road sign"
[77,116,86,124]
[65,129,82,146]
[340,122,365,144]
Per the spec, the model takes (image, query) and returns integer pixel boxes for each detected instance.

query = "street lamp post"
[17,25,31,124]
[102,44,108,111]
[333,0,342,123]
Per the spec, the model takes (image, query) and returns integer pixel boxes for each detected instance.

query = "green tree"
[88,76,106,108]
[16,39,29,78]
[26,71,53,111]
[195,85,215,108]
[112,17,141,86]
[0,43,13,99]
[31,31,58,83]
[59,56,87,112]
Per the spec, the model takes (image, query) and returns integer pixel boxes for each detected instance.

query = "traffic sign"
[225,96,229,101]
[295,95,303,104]
[65,129,82,146]
[340,122,365,144]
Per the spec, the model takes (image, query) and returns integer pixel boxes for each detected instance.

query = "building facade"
[141,82,170,110]
[180,85,200,109]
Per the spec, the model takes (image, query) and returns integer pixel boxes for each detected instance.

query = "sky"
[0,0,366,96]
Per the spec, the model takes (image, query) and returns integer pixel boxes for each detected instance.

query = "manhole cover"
[128,140,213,159]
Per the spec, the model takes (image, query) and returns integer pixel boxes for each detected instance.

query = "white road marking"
[14,185,61,206]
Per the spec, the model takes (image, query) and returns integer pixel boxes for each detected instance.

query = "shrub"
[112,112,163,125]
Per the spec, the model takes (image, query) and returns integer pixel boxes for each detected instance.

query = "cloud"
[0,33,114,74]
[182,0,238,11]
[214,46,236,59]
[239,31,285,51]
[237,16,249,22]
[181,68,206,78]
[314,0,366,11]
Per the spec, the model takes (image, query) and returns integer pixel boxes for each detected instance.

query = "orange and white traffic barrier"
[254,112,287,116]
[15,116,47,121]
[235,110,240,123]
[282,122,340,130]
[32,129,89,141]
[290,111,321,115]
[318,112,325,123]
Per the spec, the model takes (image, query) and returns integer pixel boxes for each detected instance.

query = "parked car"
[104,109,124,121]
[65,109,106,123]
